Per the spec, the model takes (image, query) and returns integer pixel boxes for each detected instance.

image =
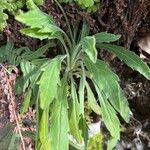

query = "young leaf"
[50,78,69,150]
[82,36,97,63]
[99,43,150,80]
[80,22,90,40]
[84,58,130,122]
[95,32,121,43]
[39,56,65,109]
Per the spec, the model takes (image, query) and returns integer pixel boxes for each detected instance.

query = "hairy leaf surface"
[39,56,65,109]
[50,78,69,150]
[69,81,83,143]
[99,44,150,80]
[84,58,130,122]
[16,9,55,28]
[95,86,120,150]
[82,36,97,63]
[95,32,121,43]
[86,82,101,115]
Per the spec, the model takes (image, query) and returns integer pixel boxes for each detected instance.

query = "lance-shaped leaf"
[26,42,55,60]
[69,81,83,143]
[95,85,120,150]
[50,78,69,150]
[95,32,121,43]
[82,36,97,63]
[21,89,32,114]
[85,82,101,115]
[98,43,150,80]
[39,56,65,109]
[78,62,86,115]
[20,28,51,40]
[84,58,130,122]
[16,9,55,28]
[80,22,90,40]
[39,108,51,150]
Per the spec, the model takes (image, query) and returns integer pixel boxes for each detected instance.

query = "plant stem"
[54,0,74,44]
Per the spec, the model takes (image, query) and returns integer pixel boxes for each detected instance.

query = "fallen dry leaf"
[138,33,150,60]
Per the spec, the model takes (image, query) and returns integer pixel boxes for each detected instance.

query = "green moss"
[87,133,103,150]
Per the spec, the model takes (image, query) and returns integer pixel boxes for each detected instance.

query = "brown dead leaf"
[138,33,150,60]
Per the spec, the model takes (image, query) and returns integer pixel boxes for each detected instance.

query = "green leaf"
[85,82,101,115]
[39,108,51,150]
[80,22,90,40]
[77,0,94,7]
[19,61,41,92]
[84,58,130,122]
[78,62,86,115]
[95,85,120,150]
[50,77,69,150]
[16,9,55,28]
[8,133,20,150]
[39,56,65,109]
[20,28,51,40]
[95,32,121,43]
[26,42,55,60]
[82,36,97,63]
[21,89,32,114]
[79,116,89,148]
[99,43,150,80]
[69,80,83,144]
[38,25,62,34]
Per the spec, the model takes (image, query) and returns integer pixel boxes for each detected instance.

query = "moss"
[87,133,103,150]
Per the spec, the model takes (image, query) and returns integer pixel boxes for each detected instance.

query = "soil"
[0,0,150,149]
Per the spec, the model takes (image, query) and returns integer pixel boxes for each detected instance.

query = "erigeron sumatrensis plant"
[15,1,150,149]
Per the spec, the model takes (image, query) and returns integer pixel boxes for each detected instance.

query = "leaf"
[78,62,86,115]
[95,85,120,150]
[16,9,55,28]
[79,116,89,148]
[84,58,130,122]
[82,36,97,63]
[77,0,95,7]
[39,108,51,150]
[85,82,101,115]
[38,25,62,34]
[20,28,51,40]
[39,55,65,109]
[50,77,69,150]
[99,43,150,80]
[21,89,32,114]
[26,42,55,60]
[19,61,41,92]
[80,22,90,40]
[8,133,20,150]
[69,80,83,143]
[95,32,121,43]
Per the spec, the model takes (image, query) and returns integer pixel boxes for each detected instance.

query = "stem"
[70,43,82,69]
[59,38,71,70]
[55,0,74,44]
